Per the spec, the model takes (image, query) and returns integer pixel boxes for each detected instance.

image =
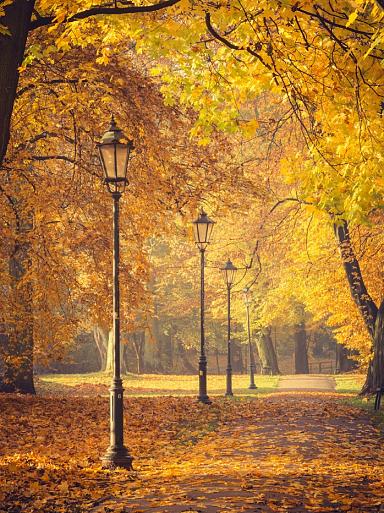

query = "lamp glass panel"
[228,268,236,286]
[193,223,200,244]
[99,144,115,179]
[115,143,129,180]
[206,222,214,244]
[198,222,209,244]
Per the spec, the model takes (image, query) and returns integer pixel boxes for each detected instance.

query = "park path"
[277,374,336,391]
[93,393,384,513]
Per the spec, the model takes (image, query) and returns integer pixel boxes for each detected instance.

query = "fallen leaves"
[1,392,384,512]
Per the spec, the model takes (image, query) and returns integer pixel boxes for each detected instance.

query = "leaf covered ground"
[1,391,383,513]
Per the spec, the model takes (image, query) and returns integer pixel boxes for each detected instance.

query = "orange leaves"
[1,392,384,512]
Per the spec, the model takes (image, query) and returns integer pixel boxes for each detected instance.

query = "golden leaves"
[1,393,383,512]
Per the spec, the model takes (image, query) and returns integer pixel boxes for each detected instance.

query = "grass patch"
[337,395,384,431]
[334,373,365,394]
[36,372,279,397]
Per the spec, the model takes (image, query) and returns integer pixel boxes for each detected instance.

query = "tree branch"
[205,12,271,70]
[29,0,181,30]
[205,12,241,51]
[31,155,75,164]
[17,79,81,98]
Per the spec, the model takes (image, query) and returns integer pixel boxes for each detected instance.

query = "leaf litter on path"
[0,392,383,512]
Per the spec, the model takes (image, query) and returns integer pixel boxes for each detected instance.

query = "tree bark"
[0,0,35,167]
[93,326,108,370]
[294,322,309,374]
[334,220,381,393]
[335,343,356,373]
[370,300,384,391]
[92,325,113,372]
[257,327,280,375]
[0,235,35,393]
[215,347,221,374]
[173,342,196,374]
[0,2,36,393]
[334,221,377,337]
[131,331,145,374]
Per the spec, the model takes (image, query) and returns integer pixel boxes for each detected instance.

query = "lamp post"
[221,259,237,397]
[192,210,215,404]
[243,288,257,390]
[97,116,134,470]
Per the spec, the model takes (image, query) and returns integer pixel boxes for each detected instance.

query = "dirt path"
[277,375,336,391]
[93,393,384,513]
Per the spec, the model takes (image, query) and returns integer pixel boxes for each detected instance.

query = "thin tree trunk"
[294,322,309,374]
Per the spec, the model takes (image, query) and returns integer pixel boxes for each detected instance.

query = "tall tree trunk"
[232,340,244,373]
[370,300,384,391]
[131,331,145,374]
[93,325,108,370]
[92,325,113,372]
[0,0,34,167]
[294,322,309,374]
[143,329,158,372]
[105,330,113,373]
[257,327,280,375]
[215,347,220,374]
[335,343,356,373]
[334,220,380,393]
[173,342,196,374]
[0,237,35,393]
[0,2,35,393]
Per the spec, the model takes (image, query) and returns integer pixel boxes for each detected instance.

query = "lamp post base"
[101,446,133,470]
[197,395,212,404]
[226,367,233,397]
[198,355,211,405]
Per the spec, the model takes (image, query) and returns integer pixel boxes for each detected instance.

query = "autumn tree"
[0,29,236,391]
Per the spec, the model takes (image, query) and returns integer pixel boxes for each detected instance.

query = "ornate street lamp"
[192,209,215,404]
[97,116,134,470]
[243,288,257,390]
[221,259,238,397]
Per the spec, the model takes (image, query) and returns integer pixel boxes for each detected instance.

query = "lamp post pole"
[102,191,133,469]
[198,247,210,403]
[221,259,237,397]
[226,283,233,396]
[98,117,134,470]
[193,210,215,405]
[245,298,257,389]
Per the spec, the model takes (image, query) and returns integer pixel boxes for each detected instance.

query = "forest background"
[1,0,384,394]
